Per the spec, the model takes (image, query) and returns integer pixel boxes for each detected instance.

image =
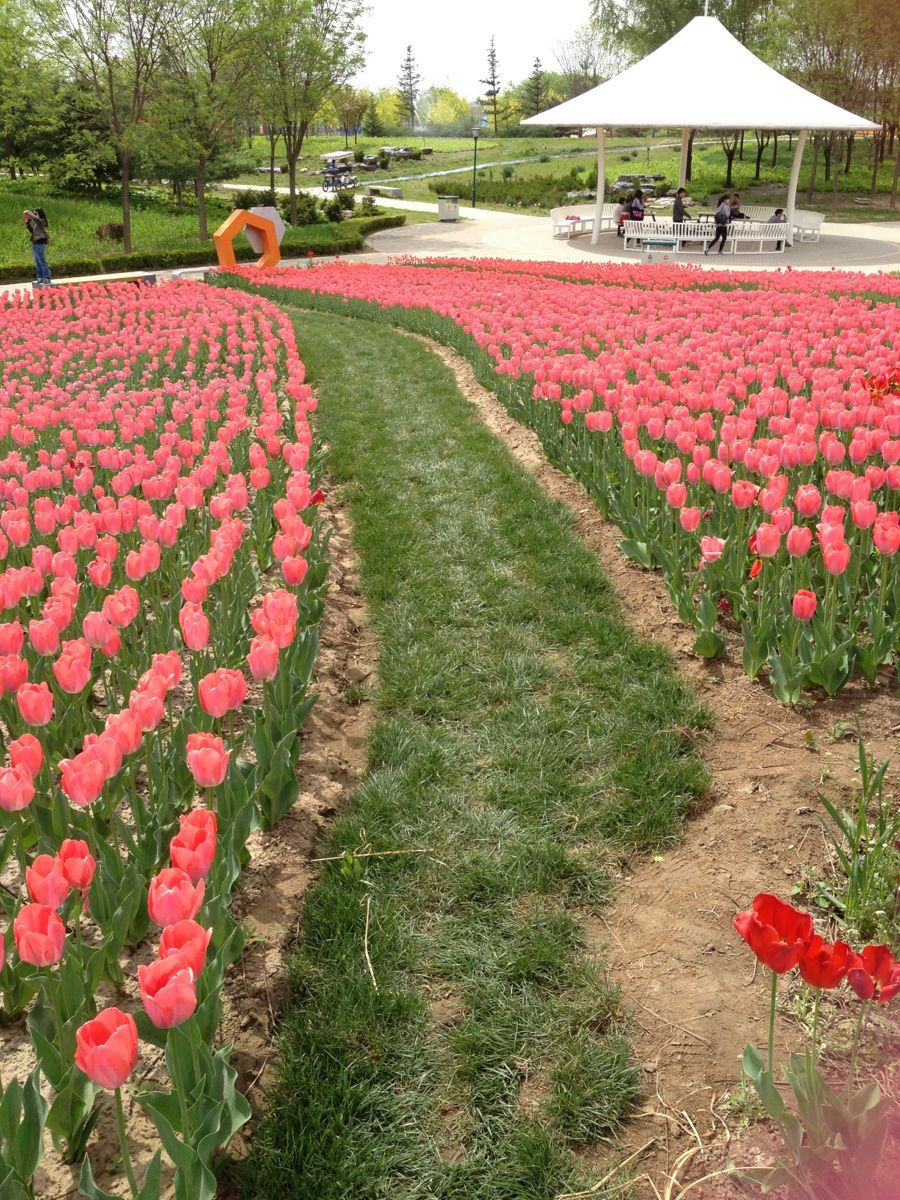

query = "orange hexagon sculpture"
[213,209,281,269]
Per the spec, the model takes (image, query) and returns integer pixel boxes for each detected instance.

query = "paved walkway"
[360,205,900,274]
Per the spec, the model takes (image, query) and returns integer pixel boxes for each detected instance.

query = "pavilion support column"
[591,127,606,246]
[786,128,808,235]
[678,128,690,188]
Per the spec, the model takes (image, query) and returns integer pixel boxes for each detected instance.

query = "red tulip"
[0,763,35,811]
[799,935,851,989]
[733,893,813,973]
[700,536,725,564]
[847,945,900,1003]
[158,920,212,978]
[247,635,279,682]
[185,732,230,788]
[57,838,96,891]
[10,733,43,777]
[26,854,71,909]
[13,903,66,966]
[59,750,107,807]
[179,602,210,651]
[75,1008,138,1089]
[197,668,247,718]
[28,618,60,657]
[137,955,197,1028]
[170,813,216,882]
[147,868,205,927]
[791,590,817,621]
[17,682,53,726]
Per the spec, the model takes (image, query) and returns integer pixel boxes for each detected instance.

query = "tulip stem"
[847,1001,869,1090]
[113,1087,139,1199]
[767,969,777,1079]
[810,987,821,1062]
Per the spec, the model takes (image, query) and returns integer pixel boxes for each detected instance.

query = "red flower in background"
[847,945,900,1003]
[799,935,851,989]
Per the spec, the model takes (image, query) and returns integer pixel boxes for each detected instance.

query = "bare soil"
[9,492,375,1199]
[409,334,899,1200]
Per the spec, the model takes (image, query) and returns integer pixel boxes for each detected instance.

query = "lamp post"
[470,103,482,208]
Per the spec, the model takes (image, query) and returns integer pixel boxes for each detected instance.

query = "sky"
[355,0,595,98]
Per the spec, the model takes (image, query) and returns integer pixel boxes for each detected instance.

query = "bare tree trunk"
[121,149,132,253]
[197,156,208,240]
[268,127,277,193]
[686,130,694,181]
[844,133,854,173]
[823,137,831,181]
[771,131,778,168]
[738,130,744,160]
[806,137,820,203]
[287,155,298,224]
[831,132,840,214]
[871,132,881,194]
[891,148,900,209]
[724,147,736,187]
[889,124,895,155]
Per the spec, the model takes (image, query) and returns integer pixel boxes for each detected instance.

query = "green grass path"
[240,309,708,1199]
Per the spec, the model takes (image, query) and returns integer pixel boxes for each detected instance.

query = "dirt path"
[407,334,899,1199]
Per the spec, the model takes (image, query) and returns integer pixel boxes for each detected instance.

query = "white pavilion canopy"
[522,15,879,243]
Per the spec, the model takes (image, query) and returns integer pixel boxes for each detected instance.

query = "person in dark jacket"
[24,209,51,287]
[704,195,731,256]
[672,187,692,224]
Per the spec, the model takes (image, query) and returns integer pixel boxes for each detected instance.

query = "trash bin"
[437,195,460,222]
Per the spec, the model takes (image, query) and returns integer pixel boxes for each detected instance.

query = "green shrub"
[502,165,514,179]
[278,192,321,226]
[336,189,356,214]
[323,196,344,222]
[0,256,103,282]
[377,153,389,169]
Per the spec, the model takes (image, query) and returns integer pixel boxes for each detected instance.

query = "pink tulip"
[147,868,205,927]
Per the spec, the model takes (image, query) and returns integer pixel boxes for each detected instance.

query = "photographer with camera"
[23,208,52,288]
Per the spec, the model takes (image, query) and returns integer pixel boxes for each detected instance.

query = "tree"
[555,19,618,98]
[720,129,740,187]
[162,0,256,240]
[752,127,771,179]
[524,57,545,118]
[481,36,501,134]
[51,0,175,251]
[396,44,420,133]
[362,93,383,136]
[420,87,470,133]
[332,85,369,146]
[259,0,366,225]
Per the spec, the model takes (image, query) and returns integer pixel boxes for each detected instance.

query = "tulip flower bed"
[224,261,899,702]
[0,281,327,1198]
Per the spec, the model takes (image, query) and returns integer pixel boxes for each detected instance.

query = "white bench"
[623,220,786,255]
[365,185,403,199]
[792,209,824,241]
[550,204,619,239]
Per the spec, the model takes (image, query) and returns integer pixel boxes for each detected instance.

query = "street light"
[470,102,482,208]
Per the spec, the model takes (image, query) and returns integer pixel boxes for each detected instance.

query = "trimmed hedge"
[0,214,406,283]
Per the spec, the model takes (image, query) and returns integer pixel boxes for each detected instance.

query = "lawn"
[227,133,900,222]
[229,300,709,1198]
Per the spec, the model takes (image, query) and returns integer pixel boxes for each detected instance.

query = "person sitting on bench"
[768,208,790,250]
[729,193,746,220]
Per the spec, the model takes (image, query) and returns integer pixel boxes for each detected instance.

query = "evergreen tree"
[396,45,421,133]
[362,94,384,136]
[480,35,501,133]
[524,57,545,117]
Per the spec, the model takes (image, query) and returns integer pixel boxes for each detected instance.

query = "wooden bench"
[365,185,403,199]
[550,204,619,239]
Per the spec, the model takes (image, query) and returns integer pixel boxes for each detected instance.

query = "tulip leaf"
[736,1164,794,1193]
[617,538,653,569]
[78,1154,123,1200]
[692,629,725,659]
